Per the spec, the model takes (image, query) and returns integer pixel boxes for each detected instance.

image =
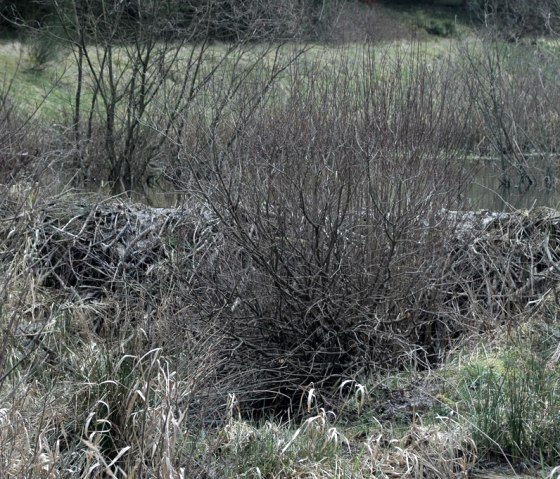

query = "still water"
[142,158,560,212]
[467,158,560,211]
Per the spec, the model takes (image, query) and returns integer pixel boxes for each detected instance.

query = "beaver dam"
[2,188,560,411]
[1,187,560,477]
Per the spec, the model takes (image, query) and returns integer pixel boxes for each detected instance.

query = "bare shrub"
[21,0,311,195]
[171,45,474,411]
[458,37,560,189]
[0,48,69,185]
[0,76,37,182]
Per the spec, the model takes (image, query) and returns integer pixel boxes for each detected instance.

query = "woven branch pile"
[2,188,560,411]
[1,189,220,299]
[440,207,560,322]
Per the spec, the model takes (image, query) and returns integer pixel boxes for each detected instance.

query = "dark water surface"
[143,157,560,212]
[467,157,560,211]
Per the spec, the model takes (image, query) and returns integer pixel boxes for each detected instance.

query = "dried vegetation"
[2,2,560,476]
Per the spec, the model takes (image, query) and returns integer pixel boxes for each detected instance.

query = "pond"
[141,156,560,212]
[467,156,560,211]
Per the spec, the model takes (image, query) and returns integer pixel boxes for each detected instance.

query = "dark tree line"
[467,0,560,36]
[1,0,52,29]
[6,0,560,40]
[1,0,319,40]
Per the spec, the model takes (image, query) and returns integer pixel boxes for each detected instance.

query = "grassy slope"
[0,41,75,120]
[1,39,463,126]
[0,1,471,121]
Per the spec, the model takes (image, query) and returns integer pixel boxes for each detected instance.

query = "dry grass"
[1,182,560,477]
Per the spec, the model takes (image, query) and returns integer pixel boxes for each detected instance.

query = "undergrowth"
[1,266,560,476]
[451,324,560,467]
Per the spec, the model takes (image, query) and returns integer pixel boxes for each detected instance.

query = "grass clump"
[220,409,350,477]
[454,329,560,466]
[211,384,477,478]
